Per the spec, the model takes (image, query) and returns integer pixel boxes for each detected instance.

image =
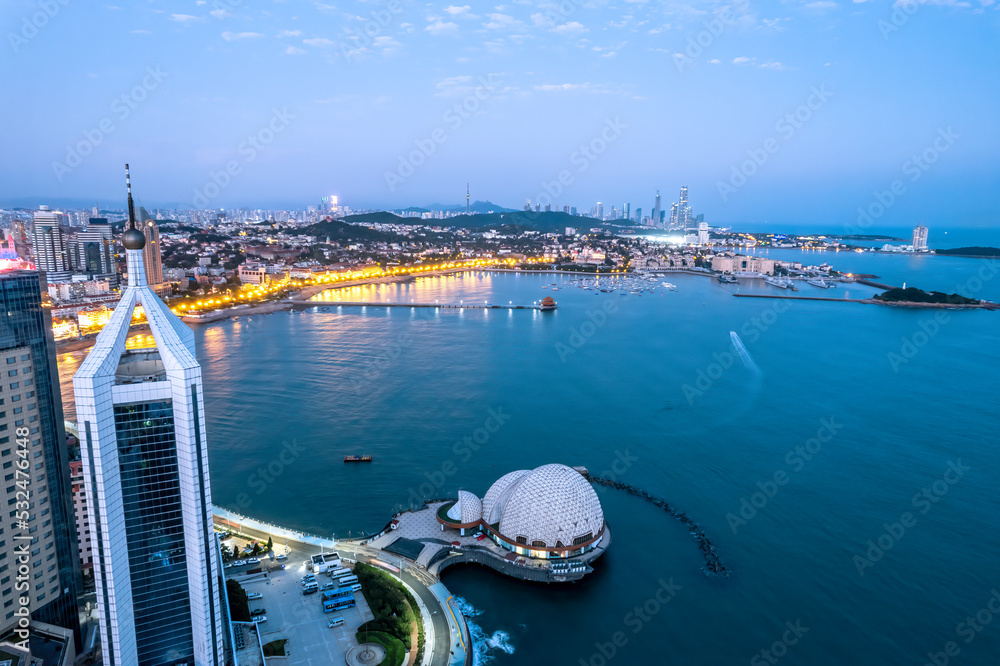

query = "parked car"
[247,592,263,600]
[250,608,266,617]
[247,558,260,565]
[252,616,267,623]
[320,582,336,591]
[275,553,287,561]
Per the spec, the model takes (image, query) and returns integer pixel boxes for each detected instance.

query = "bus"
[337,575,359,586]
[323,597,356,613]
[323,588,353,602]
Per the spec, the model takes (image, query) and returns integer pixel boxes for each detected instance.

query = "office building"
[30,207,71,281]
[73,168,226,665]
[138,208,165,289]
[69,461,93,577]
[912,225,929,251]
[0,270,81,649]
[596,202,604,220]
[652,191,662,230]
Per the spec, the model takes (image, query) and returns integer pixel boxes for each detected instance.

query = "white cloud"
[551,21,587,34]
[285,46,307,55]
[221,31,264,41]
[303,37,335,47]
[210,9,232,19]
[444,5,478,18]
[279,30,302,37]
[709,58,721,64]
[804,0,837,7]
[373,35,401,55]
[170,14,200,22]
[732,56,753,64]
[760,61,785,69]
[484,13,523,30]
[425,19,460,35]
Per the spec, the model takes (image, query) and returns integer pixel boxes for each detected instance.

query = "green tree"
[226,579,250,622]
[266,537,273,552]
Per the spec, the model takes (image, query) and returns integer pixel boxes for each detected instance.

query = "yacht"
[764,276,792,289]
[806,278,834,289]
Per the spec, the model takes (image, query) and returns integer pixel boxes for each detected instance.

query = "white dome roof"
[481,469,532,525]
[446,490,482,525]
[497,464,604,549]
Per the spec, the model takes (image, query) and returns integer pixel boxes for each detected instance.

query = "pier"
[292,300,547,310]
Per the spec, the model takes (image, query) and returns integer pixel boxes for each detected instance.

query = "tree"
[251,542,262,556]
[226,579,251,622]
[266,537,273,552]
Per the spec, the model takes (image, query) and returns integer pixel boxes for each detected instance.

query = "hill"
[874,287,979,305]
[297,216,403,242]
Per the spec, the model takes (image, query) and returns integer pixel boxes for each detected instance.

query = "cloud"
[804,0,837,7]
[484,13,523,30]
[284,46,307,55]
[551,21,588,34]
[221,31,265,41]
[444,5,478,18]
[170,14,200,22]
[210,9,232,19]
[303,37,335,47]
[732,56,753,64]
[760,61,785,69]
[709,58,721,64]
[373,35,402,55]
[279,30,302,37]
[425,19,460,35]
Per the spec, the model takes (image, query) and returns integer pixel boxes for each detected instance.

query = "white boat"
[661,282,678,290]
[806,278,834,289]
[764,276,792,289]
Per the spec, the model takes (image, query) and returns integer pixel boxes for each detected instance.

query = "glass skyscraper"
[0,270,81,648]
[73,170,225,665]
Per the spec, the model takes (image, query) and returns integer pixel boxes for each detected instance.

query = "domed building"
[437,464,607,560]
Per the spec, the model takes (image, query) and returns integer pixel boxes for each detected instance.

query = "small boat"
[661,282,678,291]
[717,274,738,284]
[343,455,372,463]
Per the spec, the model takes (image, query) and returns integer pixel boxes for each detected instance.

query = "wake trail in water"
[730,330,761,375]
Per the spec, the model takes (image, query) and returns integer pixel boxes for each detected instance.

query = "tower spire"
[125,163,137,231]
[466,182,470,214]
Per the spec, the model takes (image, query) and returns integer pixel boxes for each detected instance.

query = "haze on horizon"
[3,0,998,228]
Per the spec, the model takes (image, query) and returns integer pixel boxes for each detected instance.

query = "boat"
[806,278,834,288]
[343,455,372,463]
[764,276,792,289]
[662,282,678,290]
[716,274,738,284]
[539,297,557,311]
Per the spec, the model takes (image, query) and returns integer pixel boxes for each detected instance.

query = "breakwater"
[583,474,730,578]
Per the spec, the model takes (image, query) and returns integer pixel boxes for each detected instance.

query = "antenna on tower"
[125,163,137,230]
[466,182,470,215]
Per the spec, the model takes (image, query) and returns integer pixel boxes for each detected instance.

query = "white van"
[247,592,263,600]
[349,583,362,593]
[329,568,352,579]
[338,575,359,586]
[328,617,345,628]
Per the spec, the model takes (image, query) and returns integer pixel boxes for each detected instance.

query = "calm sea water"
[57,249,1000,665]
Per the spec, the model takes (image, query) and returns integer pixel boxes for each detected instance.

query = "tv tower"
[466,182,470,214]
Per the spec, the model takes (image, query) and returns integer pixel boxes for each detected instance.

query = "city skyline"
[3,1,998,227]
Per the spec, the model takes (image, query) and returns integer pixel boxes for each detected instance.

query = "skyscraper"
[912,225,929,251]
[73,167,226,665]
[596,202,604,220]
[138,208,164,288]
[30,206,71,281]
[652,191,662,230]
[0,270,81,649]
[70,219,116,284]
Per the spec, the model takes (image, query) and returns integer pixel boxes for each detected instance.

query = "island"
[873,287,980,305]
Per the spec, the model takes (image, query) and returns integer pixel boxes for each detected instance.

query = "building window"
[572,533,593,546]
[531,540,546,548]
[515,536,528,545]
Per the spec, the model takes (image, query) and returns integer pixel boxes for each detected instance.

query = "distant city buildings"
[69,460,93,577]
[31,206,72,281]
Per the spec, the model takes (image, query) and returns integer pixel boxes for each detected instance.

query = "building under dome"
[437,463,607,560]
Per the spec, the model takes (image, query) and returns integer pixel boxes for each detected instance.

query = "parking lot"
[228,550,374,664]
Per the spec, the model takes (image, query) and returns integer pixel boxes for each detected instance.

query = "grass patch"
[355,630,406,666]
[262,639,287,657]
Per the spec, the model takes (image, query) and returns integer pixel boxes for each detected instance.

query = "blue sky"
[2,0,998,227]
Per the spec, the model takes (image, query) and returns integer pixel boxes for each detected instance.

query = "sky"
[2,0,999,228]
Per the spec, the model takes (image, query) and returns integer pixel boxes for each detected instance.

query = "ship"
[539,296,557,311]
[343,455,373,462]
[806,278,834,289]
[764,276,792,289]
[716,274,738,284]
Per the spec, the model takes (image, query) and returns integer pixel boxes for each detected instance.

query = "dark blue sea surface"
[57,251,1000,664]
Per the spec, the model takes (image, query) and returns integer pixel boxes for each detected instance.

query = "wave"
[454,596,516,665]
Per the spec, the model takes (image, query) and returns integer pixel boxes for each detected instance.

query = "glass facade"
[0,271,81,649]
[114,400,194,665]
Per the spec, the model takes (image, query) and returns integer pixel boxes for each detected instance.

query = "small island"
[874,287,980,305]
[934,246,1000,258]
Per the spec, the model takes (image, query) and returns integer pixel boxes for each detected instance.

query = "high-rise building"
[138,208,164,287]
[563,205,570,214]
[652,191,662,230]
[624,203,630,222]
[30,206,72,281]
[698,222,710,245]
[596,202,604,220]
[0,270,81,649]
[570,206,577,216]
[70,219,116,285]
[73,167,227,665]
[69,460,93,577]
[912,225,929,251]
[635,207,642,224]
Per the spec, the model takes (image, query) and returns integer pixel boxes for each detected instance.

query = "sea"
[56,234,1000,665]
